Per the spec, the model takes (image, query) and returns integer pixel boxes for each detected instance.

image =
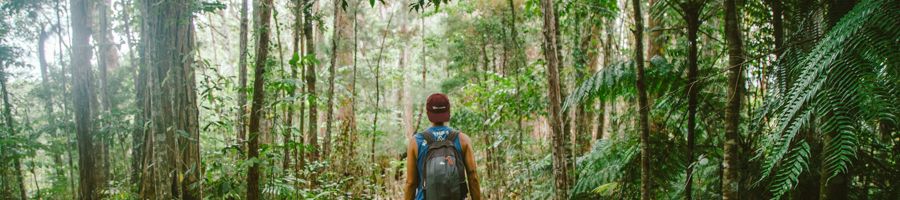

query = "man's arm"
[460,133,483,200]
[404,137,418,200]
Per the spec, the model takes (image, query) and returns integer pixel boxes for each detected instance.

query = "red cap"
[426,93,451,123]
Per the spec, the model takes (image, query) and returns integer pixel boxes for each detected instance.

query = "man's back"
[404,93,482,200]
[405,126,482,200]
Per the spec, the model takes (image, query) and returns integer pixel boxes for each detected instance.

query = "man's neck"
[431,123,446,127]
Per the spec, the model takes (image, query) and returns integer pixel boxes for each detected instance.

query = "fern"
[563,56,680,112]
[760,0,900,198]
[769,141,810,199]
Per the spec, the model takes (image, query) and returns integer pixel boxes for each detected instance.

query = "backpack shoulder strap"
[422,130,436,143]
[446,130,459,142]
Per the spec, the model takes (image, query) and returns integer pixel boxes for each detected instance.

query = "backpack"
[418,129,468,200]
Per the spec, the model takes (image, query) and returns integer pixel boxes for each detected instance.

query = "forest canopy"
[0,0,897,199]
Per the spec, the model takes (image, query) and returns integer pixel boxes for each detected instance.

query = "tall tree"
[324,0,350,159]
[722,0,745,198]
[539,0,571,199]
[304,0,320,162]
[631,0,653,199]
[679,1,704,199]
[125,0,147,187]
[93,0,118,111]
[92,0,117,189]
[69,0,101,198]
[237,0,250,152]
[291,0,306,173]
[1,58,27,200]
[137,0,201,198]
[246,0,275,198]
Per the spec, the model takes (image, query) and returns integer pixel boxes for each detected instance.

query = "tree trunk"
[93,0,118,112]
[506,0,527,149]
[246,0,274,199]
[681,2,702,199]
[1,61,27,200]
[39,26,67,180]
[286,0,303,173]
[292,0,306,174]
[539,0,571,199]
[723,0,745,198]
[647,0,662,60]
[304,0,320,163]
[237,0,250,151]
[123,0,146,187]
[137,0,201,198]
[631,0,653,199]
[69,0,100,198]
[371,12,393,169]
[91,0,117,191]
[325,0,350,160]
[576,23,600,155]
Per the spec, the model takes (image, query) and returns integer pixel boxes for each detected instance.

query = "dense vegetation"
[0,0,897,199]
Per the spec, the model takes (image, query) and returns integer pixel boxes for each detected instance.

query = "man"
[405,93,483,200]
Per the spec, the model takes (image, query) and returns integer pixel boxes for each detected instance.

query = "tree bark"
[723,0,745,198]
[681,1,703,199]
[246,0,274,199]
[237,0,250,151]
[292,0,307,174]
[325,0,350,160]
[304,0,320,163]
[539,0,571,199]
[137,0,201,198]
[576,23,600,155]
[91,0,117,191]
[631,0,653,199]
[69,0,100,198]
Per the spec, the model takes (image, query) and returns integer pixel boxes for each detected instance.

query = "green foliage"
[758,0,900,198]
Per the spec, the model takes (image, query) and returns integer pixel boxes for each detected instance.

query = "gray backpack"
[419,130,468,200]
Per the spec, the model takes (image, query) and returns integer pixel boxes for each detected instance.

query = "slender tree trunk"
[371,12,393,175]
[91,0,116,190]
[93,0,118,111]
[304,0,320,163]
[69,0,99,198]
[285,0,303,172]
[768,0,783,57]
[723,0,745,198]
[324,0,349,160]
[539,0,571,199]
[122,0,146,187]
[506,0,526,150]
[681,2,703,199]
[348,0,360,175]
[576,23,600,155]
[292,0,306,174]
[631,0,653,199]
[39,27,67,180]
[53,0,78,196]
[1,61,27,200]
[246,0,274,199]
[237,0,250,151]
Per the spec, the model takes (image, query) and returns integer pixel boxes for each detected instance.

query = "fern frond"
[760,0,898,187]
[768,141,810,199]
[563,56,681,112]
